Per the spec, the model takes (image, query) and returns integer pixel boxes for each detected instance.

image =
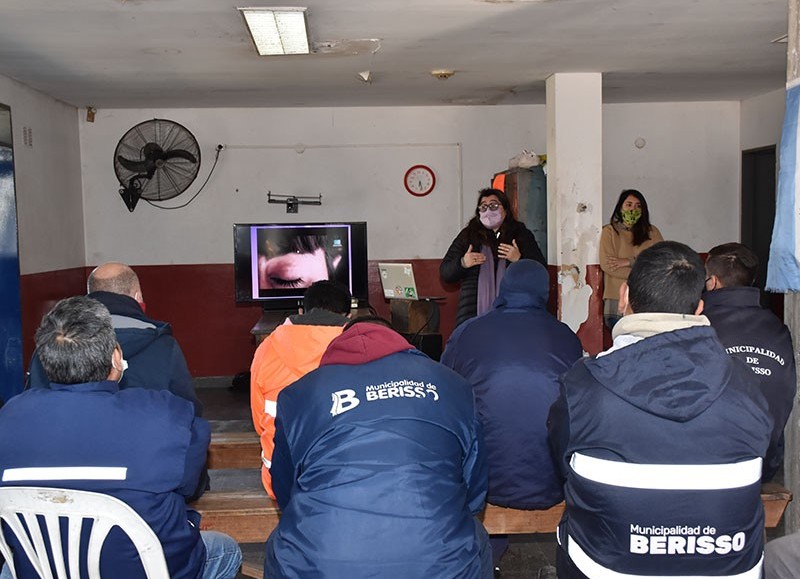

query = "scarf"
[477,245,506,316]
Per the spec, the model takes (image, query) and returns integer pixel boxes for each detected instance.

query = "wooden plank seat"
[762,482,793,528]
[207,432,261,470]
[193,484,792,544]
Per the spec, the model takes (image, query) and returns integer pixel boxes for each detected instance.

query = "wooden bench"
[207,432,261,470]
[193,483,792,544]
[195,483,791,579]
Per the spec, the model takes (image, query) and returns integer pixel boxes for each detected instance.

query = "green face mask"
[621,208,642,227]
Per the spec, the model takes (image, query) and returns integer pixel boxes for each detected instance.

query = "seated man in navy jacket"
[265,317,491,579]
[29,262,202,416]
[703,242,796,481]
[28,262,210,500]
[549,241,772,579]
[0,296,241,579]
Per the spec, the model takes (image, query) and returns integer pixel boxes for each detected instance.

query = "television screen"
[233,222,368,309]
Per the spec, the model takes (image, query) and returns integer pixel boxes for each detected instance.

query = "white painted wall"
[80,102,743,266]
[79,106,547,264]
[603,102,741,253]
[0,74,84,274]
[741,88,784,151]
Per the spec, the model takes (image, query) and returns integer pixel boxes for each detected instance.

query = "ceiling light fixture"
[238,7,310,55]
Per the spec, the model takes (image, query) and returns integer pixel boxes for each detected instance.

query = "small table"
[389,298,444,360]
[250,308,372,345]
[250,310,296,345]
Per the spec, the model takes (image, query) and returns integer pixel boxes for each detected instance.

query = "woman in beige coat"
[599,189,663,328]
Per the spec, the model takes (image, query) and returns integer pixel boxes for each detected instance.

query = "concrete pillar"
[546,73,604,353]
[783,0,800,535]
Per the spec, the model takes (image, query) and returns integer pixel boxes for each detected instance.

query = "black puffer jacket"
[440,220,545,327]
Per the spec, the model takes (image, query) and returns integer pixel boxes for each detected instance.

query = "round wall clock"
[404,164,436,197]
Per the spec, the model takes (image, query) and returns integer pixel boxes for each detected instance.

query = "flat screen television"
[233,222,368,310]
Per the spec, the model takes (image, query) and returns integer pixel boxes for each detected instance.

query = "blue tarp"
[767,84,800,292]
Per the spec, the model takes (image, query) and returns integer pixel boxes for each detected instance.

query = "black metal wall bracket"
[267,191,322,213]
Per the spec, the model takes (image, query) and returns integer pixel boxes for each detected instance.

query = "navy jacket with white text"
[265,324,490,579]
[703,286,797,481]
[549,321,771,579]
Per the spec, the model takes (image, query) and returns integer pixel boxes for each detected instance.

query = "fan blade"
[162,149,197,164]
[117,155,155,175]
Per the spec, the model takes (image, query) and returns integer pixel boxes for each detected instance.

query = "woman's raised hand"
[461,244,487,268]
[498,240,520,262]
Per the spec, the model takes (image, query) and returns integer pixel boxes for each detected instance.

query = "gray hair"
[35,296,117,384]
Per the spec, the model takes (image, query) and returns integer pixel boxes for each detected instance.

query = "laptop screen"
[377,263,418,300]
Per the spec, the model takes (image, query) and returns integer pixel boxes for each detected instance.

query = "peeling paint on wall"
[558,263,593,332]
[553,190,601,330]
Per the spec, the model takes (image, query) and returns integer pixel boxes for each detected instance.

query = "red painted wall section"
[20,267,88,365]
[21,259,605,377]
[133,264,262,377]
[546,264,603,356]
[576,264,604,355]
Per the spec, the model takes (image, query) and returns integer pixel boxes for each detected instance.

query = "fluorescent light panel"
[239,7,309,55]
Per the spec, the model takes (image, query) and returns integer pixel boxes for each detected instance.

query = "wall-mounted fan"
[114,118,201,212]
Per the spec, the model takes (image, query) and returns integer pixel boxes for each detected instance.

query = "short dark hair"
[627,241,705,314]
[35,296,117,384]
[705,243,758,287]
[303,280,352,315]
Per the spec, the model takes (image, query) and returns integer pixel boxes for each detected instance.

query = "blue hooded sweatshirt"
[442,259,582,509]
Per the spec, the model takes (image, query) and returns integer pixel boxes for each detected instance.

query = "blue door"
[0,108,23,403]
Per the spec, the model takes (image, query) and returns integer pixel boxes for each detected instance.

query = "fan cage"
[113,118,201,202]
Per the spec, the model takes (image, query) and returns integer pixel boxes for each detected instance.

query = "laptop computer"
[377,262,419,300]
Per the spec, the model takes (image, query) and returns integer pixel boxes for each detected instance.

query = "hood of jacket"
[264,324,344,371]
[586,318,732,423]
[492,259,548,310]
[320,323,413,366]
[89,291,173,358]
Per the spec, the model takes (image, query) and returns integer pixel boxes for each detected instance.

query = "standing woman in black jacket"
[440,188,546,327]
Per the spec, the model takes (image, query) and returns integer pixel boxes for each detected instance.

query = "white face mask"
[113,358,129,381]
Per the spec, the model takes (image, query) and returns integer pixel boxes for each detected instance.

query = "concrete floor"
[198,381,558,578]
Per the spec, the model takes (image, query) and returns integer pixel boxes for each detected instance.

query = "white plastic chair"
[0,486,169,579]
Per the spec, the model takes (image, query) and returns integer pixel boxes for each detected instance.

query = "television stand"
[250,310,296,345]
